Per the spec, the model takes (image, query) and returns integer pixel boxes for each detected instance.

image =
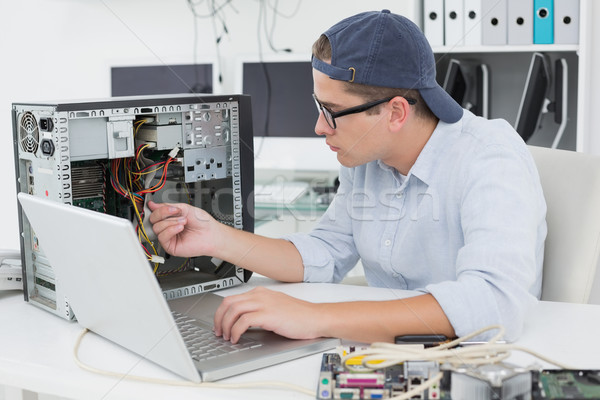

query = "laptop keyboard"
[172,311,263,362]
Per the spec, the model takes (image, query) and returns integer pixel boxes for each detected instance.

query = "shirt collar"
[408,116,463,185]
[375,113,464,185]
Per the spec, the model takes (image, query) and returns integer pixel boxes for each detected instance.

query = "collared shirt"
[284,110,546,341]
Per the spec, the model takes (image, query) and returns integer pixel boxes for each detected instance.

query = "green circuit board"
[538,370,600,399]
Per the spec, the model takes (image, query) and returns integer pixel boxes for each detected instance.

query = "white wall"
[586,2,600,154]
[0,0,416,249]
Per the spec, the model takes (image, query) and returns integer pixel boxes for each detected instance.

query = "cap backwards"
[312,10,463,124]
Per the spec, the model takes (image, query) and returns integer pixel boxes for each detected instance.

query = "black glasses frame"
[312,94,417,129]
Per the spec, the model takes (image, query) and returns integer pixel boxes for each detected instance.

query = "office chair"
[529,145,600,304]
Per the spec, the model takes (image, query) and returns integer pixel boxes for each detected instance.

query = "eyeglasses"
[312,93,417,130]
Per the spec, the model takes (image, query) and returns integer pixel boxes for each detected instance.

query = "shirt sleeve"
[283,166,361,283]
[426,143,546,341]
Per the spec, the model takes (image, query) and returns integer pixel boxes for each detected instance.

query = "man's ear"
[388,96,411,131]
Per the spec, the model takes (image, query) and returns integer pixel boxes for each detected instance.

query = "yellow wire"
[135,143,151,171]
[131,164,167,177]
[127,173,159,272]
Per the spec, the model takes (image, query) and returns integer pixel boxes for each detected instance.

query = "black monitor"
[443,59,467,106]
[242,61,318,138]
[549,58,568,148]
[514,53,568,147]
[515,53,550,142]
[472,64,490,119]
[442,59,490,118]
[111,64,213,96]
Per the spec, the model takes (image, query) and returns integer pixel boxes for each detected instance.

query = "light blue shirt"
[284,110,546,341]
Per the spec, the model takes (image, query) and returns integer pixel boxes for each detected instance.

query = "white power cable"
[73,324,573,398]
[73,328,315,396]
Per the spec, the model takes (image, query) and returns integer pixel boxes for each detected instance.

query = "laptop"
[18,193,340,382]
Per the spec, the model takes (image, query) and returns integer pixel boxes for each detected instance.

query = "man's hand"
[148,200,221,258]
[213,287,323,343]
[214,288,456,344]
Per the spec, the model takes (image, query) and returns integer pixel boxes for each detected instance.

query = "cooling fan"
[19,112,40,154]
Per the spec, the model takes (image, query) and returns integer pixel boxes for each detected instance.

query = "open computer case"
[12,94,254,320]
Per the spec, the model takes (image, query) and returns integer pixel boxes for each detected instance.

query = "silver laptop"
[18,193,340,382]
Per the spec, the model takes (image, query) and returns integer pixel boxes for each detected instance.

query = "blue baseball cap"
[312,10,463,124]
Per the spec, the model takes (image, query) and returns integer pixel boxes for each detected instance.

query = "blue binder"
[533,0,554,44]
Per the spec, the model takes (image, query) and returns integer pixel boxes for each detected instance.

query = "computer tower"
[12,94,254,320]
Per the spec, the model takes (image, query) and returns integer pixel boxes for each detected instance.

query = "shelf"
[432,44,579,54]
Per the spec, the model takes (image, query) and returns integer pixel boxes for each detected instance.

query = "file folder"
[533,0,554,44]
[507,0,533,45]
[464,0,483,46]
[445,0,465,46]
[424,0,445,47]
[554,0,579,44]
[482,0,507,45]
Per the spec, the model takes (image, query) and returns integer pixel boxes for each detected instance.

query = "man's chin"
[337,156,361,168]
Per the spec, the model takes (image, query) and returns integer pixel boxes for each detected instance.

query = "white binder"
[445,0,465,47]
[482,0,508,45]
[507,0,533,45]
[464,0,483,46]
[554,0,579,44]
[424,0,445,47]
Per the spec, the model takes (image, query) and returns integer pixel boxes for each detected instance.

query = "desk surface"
[1,277,600,400]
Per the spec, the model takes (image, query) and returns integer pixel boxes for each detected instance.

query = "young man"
[149,10,546,344]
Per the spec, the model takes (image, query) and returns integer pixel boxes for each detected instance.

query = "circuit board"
[316,352,600,400]
[534,370,600,399]
[317,353,441,400]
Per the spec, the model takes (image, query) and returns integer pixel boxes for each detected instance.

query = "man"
[149,10,546,344]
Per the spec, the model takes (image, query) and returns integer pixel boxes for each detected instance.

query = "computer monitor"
[442,59,489,119]
[241,60,318,138]
[472,64,490,119]
[514,53,568,148]
[515,53,549,143]
[443,59,467,106]
[236,54,338,173]
[111,64,214,96]
[549,58,568,149]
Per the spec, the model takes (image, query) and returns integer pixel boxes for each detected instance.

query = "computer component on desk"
[255,181,310,205]
[12,94,255,320]
[532,370,600,400]
[316,350,600,400]
[317,352,441,400]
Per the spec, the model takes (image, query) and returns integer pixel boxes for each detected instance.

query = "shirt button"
[396,192,403,198]
[384,239,392,246]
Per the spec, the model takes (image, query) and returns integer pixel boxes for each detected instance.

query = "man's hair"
[312,34,436,122]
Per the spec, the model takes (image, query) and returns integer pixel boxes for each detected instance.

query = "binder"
[481,0,507,45]
[554,0,579,44]
[507,0,533,45]
[533,0,554,44]
[424,0,445,47]
[445,0,465,47]
[464,0,483,46]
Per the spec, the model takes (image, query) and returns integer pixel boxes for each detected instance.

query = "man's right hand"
[147,201,221,258]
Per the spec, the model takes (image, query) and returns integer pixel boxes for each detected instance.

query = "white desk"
[1,277,599,400]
